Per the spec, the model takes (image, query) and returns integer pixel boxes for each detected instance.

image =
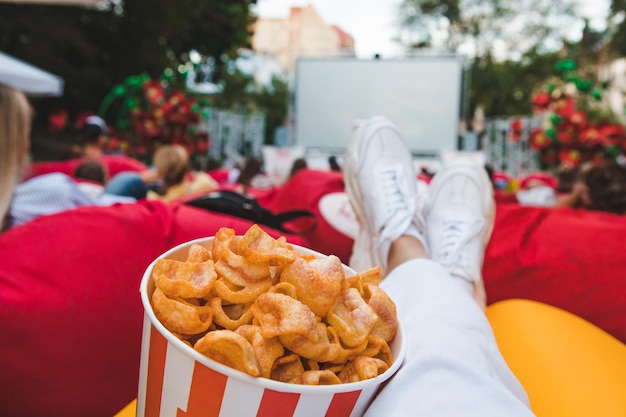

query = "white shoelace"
[381,166,408,215]
[437,215,485,269]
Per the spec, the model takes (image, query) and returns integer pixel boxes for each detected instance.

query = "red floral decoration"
[509,118,523,143]
[99,73,209,165]
[48,109,68,133]
[528,60,626,171]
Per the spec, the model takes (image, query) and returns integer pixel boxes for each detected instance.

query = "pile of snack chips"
[150,225,398,385]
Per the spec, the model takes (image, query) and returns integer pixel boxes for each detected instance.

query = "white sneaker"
[424,160,495,308]
[344,116,426,275]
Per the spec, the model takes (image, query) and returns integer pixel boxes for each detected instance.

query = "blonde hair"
[152,144,190,189]
[0,85,33,231]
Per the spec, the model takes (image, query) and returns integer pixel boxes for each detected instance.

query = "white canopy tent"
[0,51,64,96]
[0,0,100,4]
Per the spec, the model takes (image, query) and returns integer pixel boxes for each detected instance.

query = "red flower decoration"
[555,97,576,118]
[557,126,574,145]
[599,124,626,147]
[532,91,551,112]
[558,148,582,167]
[580,127,600,146]
[568,111,587,128]
[143,80,165,104]
[48,109,68,133]
[530,67,626,170]
[509,118,523,143]
[530,128,551,150]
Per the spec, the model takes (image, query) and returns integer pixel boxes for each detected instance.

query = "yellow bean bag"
[486,299,626,417]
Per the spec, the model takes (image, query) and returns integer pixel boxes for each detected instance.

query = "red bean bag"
[0,200,305,417]
[29,155,148,180]
[484,203,626,344]
[260,168,353,265]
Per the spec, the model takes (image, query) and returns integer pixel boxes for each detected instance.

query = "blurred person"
[555,164,580,194]
[556,162,626,215]
[73,159,108,199]
[71,158,148,204]
[146,144,219,202]
[0,83,33,232]
[582,162,626,214]
[235,156,275,191]
[0,85,135,233]
[73,158,107,185]
[78,115,109,158]
[102,169,160,200]
[328,155,341,172]
[236,156,263,187]
[288,157,308,179]
[345,116,533,416]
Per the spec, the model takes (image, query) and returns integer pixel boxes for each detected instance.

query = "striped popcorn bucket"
[137,237,406,417]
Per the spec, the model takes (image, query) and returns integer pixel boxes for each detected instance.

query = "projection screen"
[294,56,465,155]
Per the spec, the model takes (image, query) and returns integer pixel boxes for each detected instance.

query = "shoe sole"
[344,116,407,270]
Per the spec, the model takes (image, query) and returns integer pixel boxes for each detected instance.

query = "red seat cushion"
[484,204,626,344]
[29,155,148,180]
[0,200,305,417]
[261,169,353,265]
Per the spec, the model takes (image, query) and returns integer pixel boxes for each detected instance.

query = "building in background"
[252,4,355,74]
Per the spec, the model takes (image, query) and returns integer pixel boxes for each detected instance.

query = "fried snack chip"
[306,359,320,371]
[209,297,254,330]
[327,288,379,348]
[364,284,399,342]
[213,228,271,285]
[152,287,213,335]
[238,224,298,265]
[279,322,342,362]
[235,324,284,379]
[280,256,343,317]
[250,292,319,342]
[194,329,261,377]
[270,354,305,384]
[153,258,217,299]
[358,266,382,287]
[213,277,273,305]
[330,338,369,365]
[338,356,389,384]
[301,370,342,385]
[150,225,400,385]
[186,244,212,263]
[266,282,298,299]
[361,335,393,367]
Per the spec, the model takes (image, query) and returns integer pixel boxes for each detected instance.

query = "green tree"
[607,0,626,57]
[253,75,290,144]
[0,0,257,120]
[397,0,580,58]
[209,53,290,144]
[468,49,563,118]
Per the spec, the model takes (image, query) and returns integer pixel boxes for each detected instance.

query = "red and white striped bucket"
[137,237,406,417]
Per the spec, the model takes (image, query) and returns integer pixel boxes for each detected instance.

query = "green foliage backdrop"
[0,0,257,122]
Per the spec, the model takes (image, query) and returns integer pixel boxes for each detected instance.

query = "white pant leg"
[365,259,534,417]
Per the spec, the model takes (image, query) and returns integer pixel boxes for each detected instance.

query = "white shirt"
[9,173,135,228]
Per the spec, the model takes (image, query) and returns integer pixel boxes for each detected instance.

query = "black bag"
[184,190,317,235]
